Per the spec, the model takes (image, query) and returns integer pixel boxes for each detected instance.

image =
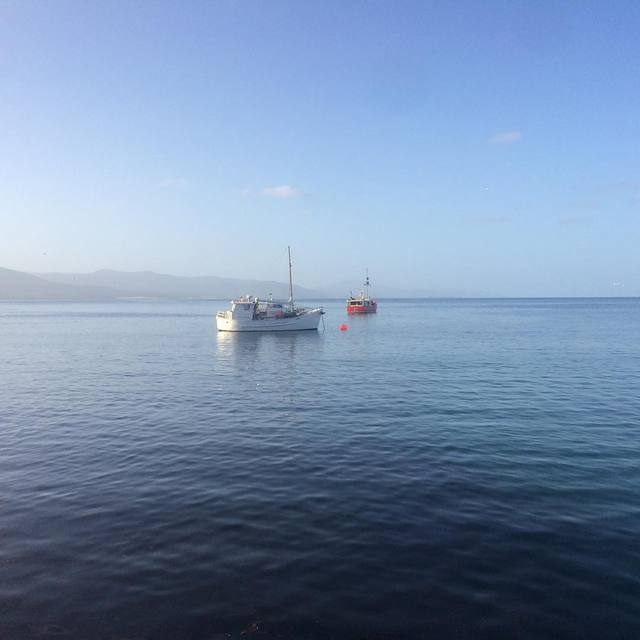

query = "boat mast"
[364,268,370,299]
[288,245,294,311]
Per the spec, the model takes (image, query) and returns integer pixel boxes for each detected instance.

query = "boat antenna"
[288,245,294,311]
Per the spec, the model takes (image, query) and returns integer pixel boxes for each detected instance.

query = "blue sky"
[1,0,639,295]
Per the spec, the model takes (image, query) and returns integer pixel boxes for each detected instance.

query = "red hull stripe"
[347,303,377,314]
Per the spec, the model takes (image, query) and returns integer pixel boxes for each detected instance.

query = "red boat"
[347,271,377,314]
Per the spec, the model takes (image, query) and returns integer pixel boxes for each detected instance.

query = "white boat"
[216,248,324,332]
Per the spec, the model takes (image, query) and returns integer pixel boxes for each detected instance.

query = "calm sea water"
[1,298,640,640]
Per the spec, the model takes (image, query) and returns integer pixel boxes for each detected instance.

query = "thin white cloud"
[159,177,188,189]
[261,185,302,199]
[488,131,522,145]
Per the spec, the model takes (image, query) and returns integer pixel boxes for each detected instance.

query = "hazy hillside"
[318,280,481,298]
[2,266,476,301]
[38,269,322,300]
[320,280,428,299]
[0,267,119,300]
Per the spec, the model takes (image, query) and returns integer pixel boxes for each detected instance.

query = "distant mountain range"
[0,266,467,300]
[0,267,322,300]
[0,267,121,300]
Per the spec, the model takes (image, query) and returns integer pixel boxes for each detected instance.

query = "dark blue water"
[2,299,640,639]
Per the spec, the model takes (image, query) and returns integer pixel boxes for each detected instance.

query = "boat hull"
[217,309,323,332]
[347,303,377,315]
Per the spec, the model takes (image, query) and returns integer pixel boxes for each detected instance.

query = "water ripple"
[1,299,639,639]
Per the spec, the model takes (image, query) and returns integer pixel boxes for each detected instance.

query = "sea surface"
[1,298,640,640]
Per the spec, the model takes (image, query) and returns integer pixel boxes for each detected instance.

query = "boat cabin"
[219,296,294,321]
[348,298,375,308]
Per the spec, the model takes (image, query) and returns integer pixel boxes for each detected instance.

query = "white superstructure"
[215,247,324,332]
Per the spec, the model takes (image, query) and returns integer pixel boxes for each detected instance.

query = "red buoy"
[339,323,348,331]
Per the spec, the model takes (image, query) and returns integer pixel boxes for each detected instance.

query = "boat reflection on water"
[214,329,323,416]
[215,326,322,358]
